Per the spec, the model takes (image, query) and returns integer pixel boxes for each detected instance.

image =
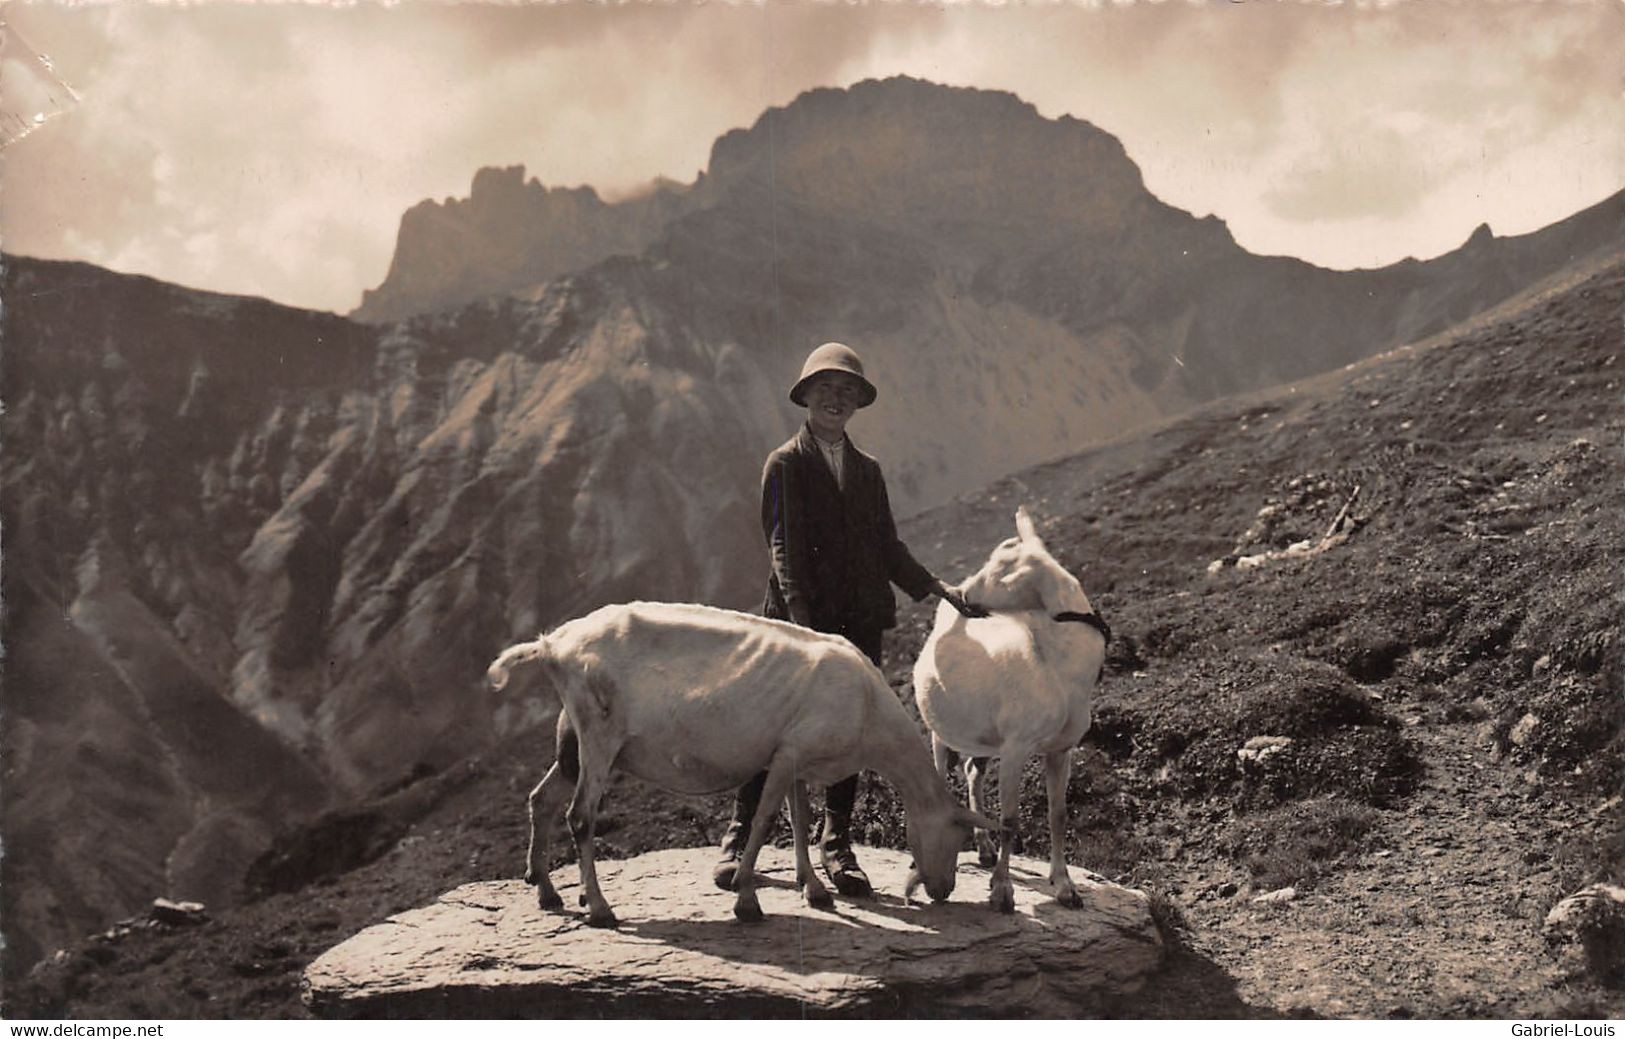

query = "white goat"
[914,507,1110,913]
[487,601,996,927]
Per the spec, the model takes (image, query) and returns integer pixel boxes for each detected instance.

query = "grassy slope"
[6,255,1622,1020]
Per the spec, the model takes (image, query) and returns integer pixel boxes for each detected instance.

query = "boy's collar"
[801,423,848,450]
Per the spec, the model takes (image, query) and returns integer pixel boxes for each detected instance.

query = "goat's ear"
[1034,566,1077,616]
[1015,506,1040,543]
[998,564,1034,591]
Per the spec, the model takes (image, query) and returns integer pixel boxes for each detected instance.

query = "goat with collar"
[914,506,1110,913]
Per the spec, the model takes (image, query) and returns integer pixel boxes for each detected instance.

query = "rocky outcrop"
[302,846,1165,1017]
[353,166,698,324]
[1545,883,1625,983]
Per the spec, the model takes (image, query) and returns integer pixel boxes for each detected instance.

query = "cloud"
[2,0,1622,310]
[4,5,348,305]
[1237,2,1625,263]
[2,2,956,312]
[856,0,1625,268]
[1265,127,1438,225]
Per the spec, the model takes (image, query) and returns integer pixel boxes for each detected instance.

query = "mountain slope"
[0,263,370,971]
[355,77,1625,512]
[10,243,1620,1022]
[0,257,784,973]
[4,76,1623,981]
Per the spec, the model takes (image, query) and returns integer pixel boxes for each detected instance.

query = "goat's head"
[957,506,1094,616]
[904,801,998,902]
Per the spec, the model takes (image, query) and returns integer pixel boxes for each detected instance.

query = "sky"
[2,0,1623,316]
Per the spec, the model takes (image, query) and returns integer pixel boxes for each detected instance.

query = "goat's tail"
[487,635,553,691]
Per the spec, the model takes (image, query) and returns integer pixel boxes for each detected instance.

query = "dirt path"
[1144,716,1617,1019]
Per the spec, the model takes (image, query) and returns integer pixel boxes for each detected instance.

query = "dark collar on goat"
[1052,610,1111,645]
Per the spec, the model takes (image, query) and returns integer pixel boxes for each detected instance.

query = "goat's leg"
[789,779,834,910]
[989,755,1022,914]
[525,718,579,910]
[566,755,617,928]
[525,763,571,910]
[732,760,795,923]
[932,734,951,780]
[1043,748,1081,908]
[965,756,998,868]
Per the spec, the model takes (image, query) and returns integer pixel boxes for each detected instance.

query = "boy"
[714,341,985,896]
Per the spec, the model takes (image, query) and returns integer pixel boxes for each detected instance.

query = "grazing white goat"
[914,507,1110,913]
[487,601,996,927]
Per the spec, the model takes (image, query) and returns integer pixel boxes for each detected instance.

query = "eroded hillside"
[8,245,1619,1021]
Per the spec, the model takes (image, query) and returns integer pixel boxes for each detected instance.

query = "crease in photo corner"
[0,17,82,150]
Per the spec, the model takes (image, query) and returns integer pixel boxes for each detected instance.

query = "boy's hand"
[937,584,989,619]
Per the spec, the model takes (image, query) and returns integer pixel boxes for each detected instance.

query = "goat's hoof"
[826,865,872,898]
[523,869,537,886]
[990,887,1016,914]
[978,848,998,869]
[1054,885,1082,908]
[734,899,764,923]
[807,886,835,911]
[712,858,740,892]
[585,906,618,929]
[537,890,564,911]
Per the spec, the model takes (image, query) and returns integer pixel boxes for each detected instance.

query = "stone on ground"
[1544,882,1625,983]
[303,845,1165,1017]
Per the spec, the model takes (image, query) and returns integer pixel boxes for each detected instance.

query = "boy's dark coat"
[760,425,937,634]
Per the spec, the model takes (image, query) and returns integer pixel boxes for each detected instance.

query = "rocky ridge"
[353,167,698,324]
[354,77,1625,513]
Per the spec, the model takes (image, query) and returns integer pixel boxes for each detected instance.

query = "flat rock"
[303,845,1164,1017]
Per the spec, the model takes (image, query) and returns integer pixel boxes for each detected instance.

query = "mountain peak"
[706,75,1139,212]
[356,76,1151,323]
[470,163,526,199]
[353,165,668,323]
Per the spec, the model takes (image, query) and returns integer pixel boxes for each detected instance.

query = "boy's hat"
[789,342,877,408]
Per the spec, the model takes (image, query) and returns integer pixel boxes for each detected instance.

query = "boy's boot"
[819,773,872,897]
[712,770,767,891]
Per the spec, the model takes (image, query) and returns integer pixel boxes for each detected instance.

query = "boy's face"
[803,371,865,441]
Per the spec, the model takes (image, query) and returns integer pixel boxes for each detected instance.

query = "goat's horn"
[1015,507,1039,541]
